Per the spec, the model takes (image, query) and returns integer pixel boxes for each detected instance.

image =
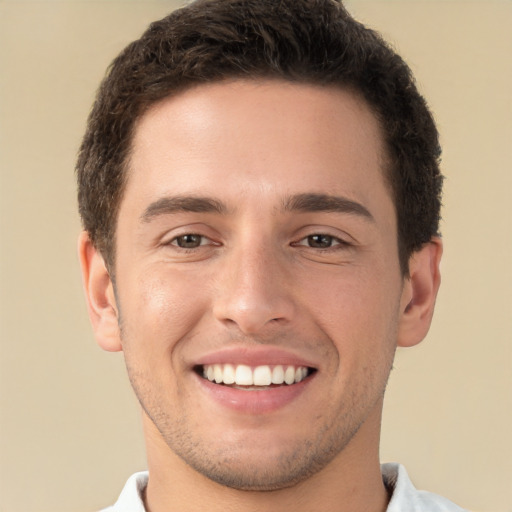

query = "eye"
[305,234,338,248]
[291,230,355,264]
[171,234,208,249]
[291,232,353,251]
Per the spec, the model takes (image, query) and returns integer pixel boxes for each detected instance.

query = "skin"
[79,80,442,512]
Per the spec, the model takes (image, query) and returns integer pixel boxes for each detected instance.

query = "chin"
[163,419,357,492]
[180,449,326,491]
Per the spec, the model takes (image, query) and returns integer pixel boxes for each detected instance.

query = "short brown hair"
[77,0,442,274]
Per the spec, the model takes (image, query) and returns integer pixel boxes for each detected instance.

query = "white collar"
[104,463,466,512]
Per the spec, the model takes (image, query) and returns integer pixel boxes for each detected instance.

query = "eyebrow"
[141,196,227,222]
[140,192,374,223]
[282,193,374,221]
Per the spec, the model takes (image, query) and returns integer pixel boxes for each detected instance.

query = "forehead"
[124,79,391,215]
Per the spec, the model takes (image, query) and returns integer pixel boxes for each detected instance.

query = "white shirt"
[100,463,467,511]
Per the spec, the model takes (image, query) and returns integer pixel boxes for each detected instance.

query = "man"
[76,0,465,510]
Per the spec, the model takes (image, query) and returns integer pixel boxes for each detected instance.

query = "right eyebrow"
[140,196,227,223]
[282,193,374,222]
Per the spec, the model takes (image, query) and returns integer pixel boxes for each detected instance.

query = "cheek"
[298,266,402,351]
[118,266,211,353]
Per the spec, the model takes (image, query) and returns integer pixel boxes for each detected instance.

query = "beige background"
[0,1,510,511]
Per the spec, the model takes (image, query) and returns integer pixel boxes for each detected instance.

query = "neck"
[142,404,389,512]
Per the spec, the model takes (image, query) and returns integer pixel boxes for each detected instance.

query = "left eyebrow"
[282,193,374,222]
[140,195,228,222]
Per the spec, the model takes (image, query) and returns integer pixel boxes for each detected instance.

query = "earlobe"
[397,237,443,348]
[78,231,122,352]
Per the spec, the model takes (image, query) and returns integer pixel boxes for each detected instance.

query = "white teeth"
[213,364,223,384]
[202,363,310,386]
[253,366,272,386]
[284,366,295,385]
[271,365,285,384]
[223,364,235,384]
[235,364,253,385]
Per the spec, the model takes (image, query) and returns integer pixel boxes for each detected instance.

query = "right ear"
[78,231,122,352]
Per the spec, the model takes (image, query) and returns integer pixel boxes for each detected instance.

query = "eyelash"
[169,234,214,250]
[167,233,350,251]
[292,234,351,251]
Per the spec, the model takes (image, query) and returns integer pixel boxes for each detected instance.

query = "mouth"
[195,363,316,389]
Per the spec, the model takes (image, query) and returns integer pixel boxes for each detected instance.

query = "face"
[110,80,409,490]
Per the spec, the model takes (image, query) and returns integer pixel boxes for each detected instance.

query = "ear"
[78,231,122,352]
[397,237,443,348]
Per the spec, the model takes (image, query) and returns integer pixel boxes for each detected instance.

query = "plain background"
[0,1,510,511]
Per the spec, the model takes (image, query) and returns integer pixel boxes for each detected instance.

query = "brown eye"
[307,234,335,248]
[174,234,204,248]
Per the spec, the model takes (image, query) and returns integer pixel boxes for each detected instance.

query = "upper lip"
[193,346,319,369]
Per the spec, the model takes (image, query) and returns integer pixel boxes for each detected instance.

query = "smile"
[199,364,313,387]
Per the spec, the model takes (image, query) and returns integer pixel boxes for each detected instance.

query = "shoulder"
[98,471,149,512]
[382,463,468,512]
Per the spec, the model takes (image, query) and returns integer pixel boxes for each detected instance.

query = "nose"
[212,243,296,335]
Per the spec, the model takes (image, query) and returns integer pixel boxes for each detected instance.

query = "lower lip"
[196,374,313,414]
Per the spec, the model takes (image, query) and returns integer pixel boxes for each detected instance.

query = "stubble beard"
[157,409,370,491]
[118,300,398,492]
[124,357,392,492]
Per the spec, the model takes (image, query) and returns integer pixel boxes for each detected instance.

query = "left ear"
[397,237,443,348]
[78,231,122,352]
